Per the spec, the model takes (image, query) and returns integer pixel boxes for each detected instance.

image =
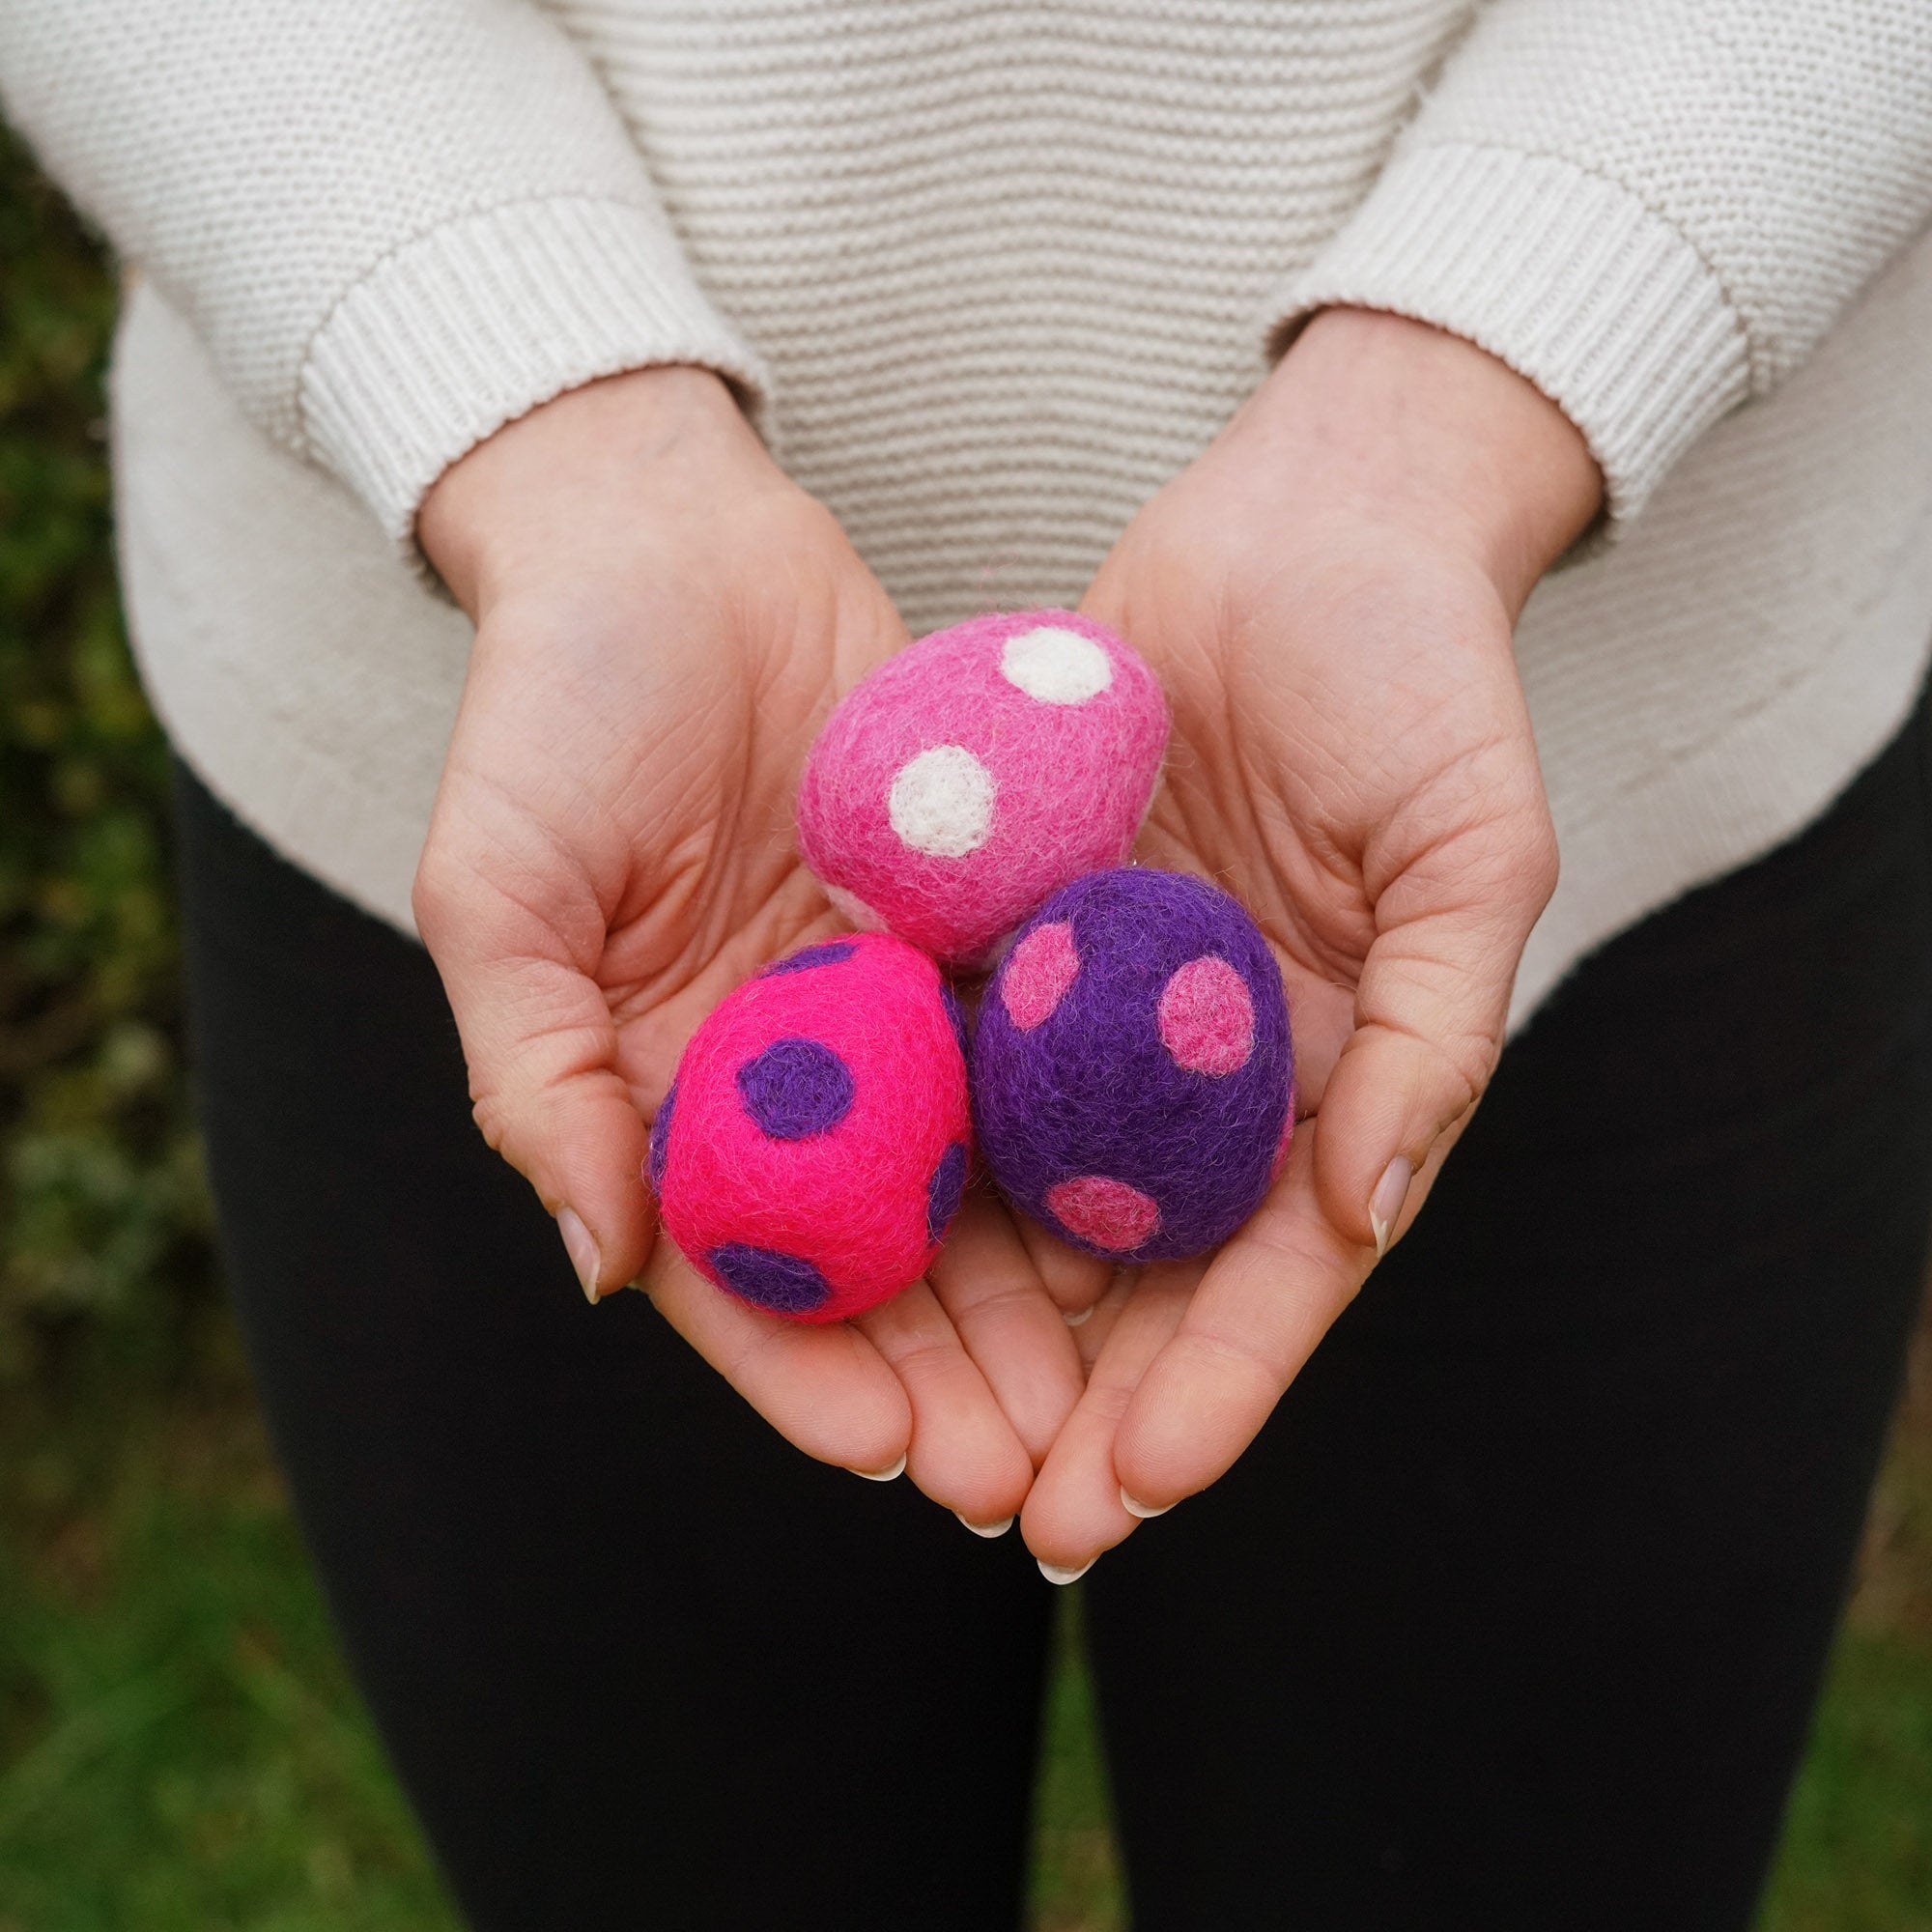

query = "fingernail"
[1064,1306,1093,1327]
[1121,1487,1174,1520]
[1369,1155,1413,1260]
[557,1206,602,1303]
[852,1453,907,1483]
[1038,1557,1095,1585]
[956,1513,1014,1538]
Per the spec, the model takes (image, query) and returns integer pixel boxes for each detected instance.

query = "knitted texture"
[10,3,1932,1030]
[0,0,765,554]
[972,869,1292,1264]
[648,931,969,1323]
[1274,2,1932,526]
[797,610,1168,969]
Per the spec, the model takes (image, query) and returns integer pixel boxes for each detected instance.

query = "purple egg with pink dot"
[972,868,1293,1262]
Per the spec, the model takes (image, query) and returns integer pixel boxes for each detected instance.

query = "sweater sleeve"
[0,1,767,553]
[1270,0,1932,534]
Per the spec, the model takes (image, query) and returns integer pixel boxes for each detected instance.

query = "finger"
[1068,1265,1139,1372]
[1013,1211,1116,1321]
[1020,1264,1198,1579]
[926,1189,1086,1466]
[854,1281,1037,1530]
[1111,1123,1363,1512]
[1317,803,1555,1254]
[643,1244,912,1475]
[414,826,654,1300]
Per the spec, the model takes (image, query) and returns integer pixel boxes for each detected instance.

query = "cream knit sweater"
[6,2,1932,1029]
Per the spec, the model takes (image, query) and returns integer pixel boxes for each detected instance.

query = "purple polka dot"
[759,940,857,978]
[939,980,970,1063]
[707,1243,830,1316]
[646,1080,677,1195]
[736,1037,855,1140]
[926,1142,968,1243]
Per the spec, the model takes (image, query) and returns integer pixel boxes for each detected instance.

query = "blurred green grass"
[0,1406,454,1932]
[1761,1321,1932,1932]
[1,125,1928,1931]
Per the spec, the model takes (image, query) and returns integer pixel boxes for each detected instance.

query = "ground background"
[3,132,1929,1932]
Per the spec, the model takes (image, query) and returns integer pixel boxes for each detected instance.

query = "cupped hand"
[412,366,1087,1522]
[1021,310,1604,1574]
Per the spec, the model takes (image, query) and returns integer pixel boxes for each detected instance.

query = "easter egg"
[971,868,1293,1262]
[796,611,1170,970]
[647,932,972,1322]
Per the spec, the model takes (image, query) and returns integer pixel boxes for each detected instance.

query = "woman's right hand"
[412,366,1090,1523]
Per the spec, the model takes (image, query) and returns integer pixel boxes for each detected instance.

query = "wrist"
[418,363,759,615]
[1249,308,1603,616]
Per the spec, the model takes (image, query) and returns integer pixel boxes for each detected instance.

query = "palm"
[574,562,897,1113]
[1019,445,1560,1567]
[1132,526,1544,1123]
[417,385,1088,1519]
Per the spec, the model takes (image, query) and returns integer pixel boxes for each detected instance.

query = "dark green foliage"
[0,125,217,1399]
[0,128,457,1925]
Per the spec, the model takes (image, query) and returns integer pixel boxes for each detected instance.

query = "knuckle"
[410,846,458,937]
[872,1331,961,1384]
[1081,1376,1137,1425]
[1363,1009,1491,1121]
[947,1278,1044,1325]
[1173,1321,1295,1397]
[469,1090,515,1159]
[1519,814,1560,906]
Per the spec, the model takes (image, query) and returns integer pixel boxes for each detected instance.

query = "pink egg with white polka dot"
[796,611,1170,970]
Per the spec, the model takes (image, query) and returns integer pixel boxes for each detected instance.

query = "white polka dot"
[888,745,997,857]
[1000,626,1114,705]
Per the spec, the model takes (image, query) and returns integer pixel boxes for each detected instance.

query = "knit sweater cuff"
[1270,142,1752,535]
[298,195,769,556]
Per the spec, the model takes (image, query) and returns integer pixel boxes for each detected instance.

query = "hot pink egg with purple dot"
[647,932,971,1322]
[972,868,1293,1262]
[796,611,1170,970]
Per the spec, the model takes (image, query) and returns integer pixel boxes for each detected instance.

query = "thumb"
[1313,815,1555,1258]
[413,851,654,1303]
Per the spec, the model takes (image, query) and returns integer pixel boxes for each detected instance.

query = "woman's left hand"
[1019,310,1603,1575]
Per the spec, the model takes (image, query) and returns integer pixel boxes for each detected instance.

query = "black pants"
[173,678,1932,1932]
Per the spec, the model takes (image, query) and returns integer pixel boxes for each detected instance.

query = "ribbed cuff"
[298,195,769,557]
[1270,143,1752,534]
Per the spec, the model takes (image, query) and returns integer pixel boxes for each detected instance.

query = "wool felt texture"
[647,931,970,1322]
[795,611,1169,971]
[972,868,1293,1263]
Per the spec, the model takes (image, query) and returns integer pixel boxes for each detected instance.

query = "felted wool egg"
[796,611,1169,970]
[646,931,971,1322]
[972,868,1293,1263]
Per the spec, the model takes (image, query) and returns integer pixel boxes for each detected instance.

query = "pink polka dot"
[1157,955,1255,1075]
[1045,1176,1162,1252]
[1269,1100,1295,1182]
[1001,921,1080,1031]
